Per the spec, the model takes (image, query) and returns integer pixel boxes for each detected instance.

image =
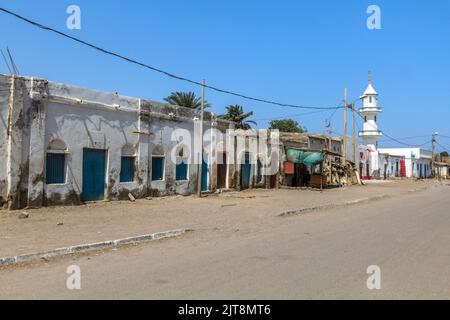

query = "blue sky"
[1,0,450,151]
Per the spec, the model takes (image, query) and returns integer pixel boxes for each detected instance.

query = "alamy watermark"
[367,5,382,30]
[169,126,281,175]
[66,5,81,30]
[366,265,381,290]
[66,265,81,290]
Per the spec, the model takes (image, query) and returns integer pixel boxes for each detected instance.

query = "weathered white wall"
[0,74,283,209]
[0,74,240,209]
[379,154,404,178]
[45,100,141,202]
[378,148,432,178]
[0,76,10,207]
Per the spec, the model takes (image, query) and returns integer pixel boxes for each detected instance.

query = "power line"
[436,141,450,153]
[326,102,342,122]
[6,47,19,74]
[416,141,432,147]
[0,7,342,111]
[1,49,12,74]
[254,109,331,121]
[378,135,430,143]
[354,110,428,148]
[350,96,433,148]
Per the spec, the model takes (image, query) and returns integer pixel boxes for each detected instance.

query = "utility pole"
[342,88,348,165]
[197,80,205,197]
[326,121,333,183]
[432,132,437,178]
[351,102,356,164]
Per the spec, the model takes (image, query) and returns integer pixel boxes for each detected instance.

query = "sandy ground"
[0,179,444,258]
[0,180,449,299]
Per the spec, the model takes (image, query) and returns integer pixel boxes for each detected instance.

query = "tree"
[269,119,306,133]
[164,91,211,110]
[440,151,449,158]
[219,105,257,130]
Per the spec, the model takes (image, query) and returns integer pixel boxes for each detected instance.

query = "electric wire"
[0,7,342,111]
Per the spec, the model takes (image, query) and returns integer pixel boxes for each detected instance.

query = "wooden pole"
[431,133,437,178]
[351,103,356,164]
[342,88,348,165]
[197,80,205,197]
[327,125,332,184]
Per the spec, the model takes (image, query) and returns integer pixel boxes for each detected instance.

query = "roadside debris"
[18,212,30,219]
[221,204,238,208]
[128,193,136,202]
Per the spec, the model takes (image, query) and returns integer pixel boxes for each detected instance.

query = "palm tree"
[164,91,211,110]
[219,104,257,130]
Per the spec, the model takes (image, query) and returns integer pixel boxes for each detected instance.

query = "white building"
[0,74,275,210]
[378,148,432,178]
[356,73,432,180]
[379,153,406,179]
[357,74,383,179]
[358,75,383,150]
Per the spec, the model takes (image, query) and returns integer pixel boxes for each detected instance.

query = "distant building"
[378,148,432,178]
[357,73,432,180]
[358,73,383,150]
[379,153,406,179]
[357,73,383,179]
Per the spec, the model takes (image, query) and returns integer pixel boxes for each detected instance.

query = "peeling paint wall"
[0,74,243,210]
[0,76,10,208]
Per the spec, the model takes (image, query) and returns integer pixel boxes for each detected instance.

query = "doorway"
[201,158,208,192]
[82,149,106,202]
[217,152,227,189]
[240,152,252,189]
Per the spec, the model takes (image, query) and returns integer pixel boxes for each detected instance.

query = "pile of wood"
[322,158,359,186]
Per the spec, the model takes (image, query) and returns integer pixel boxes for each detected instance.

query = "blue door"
[241,153,252,189]
[202,158,208,192]
[82,149,106,202]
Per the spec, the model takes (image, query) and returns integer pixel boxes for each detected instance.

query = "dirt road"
[0,180,439,257]
[0,182,449,299]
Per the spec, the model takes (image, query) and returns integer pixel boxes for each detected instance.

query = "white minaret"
[359,72,383,149]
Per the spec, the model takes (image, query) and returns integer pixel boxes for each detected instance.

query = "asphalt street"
[1,186,449,299]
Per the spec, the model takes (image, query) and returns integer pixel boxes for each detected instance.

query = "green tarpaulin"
[286,149,324,166]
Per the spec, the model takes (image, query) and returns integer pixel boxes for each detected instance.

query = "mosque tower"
[359,71,383,149]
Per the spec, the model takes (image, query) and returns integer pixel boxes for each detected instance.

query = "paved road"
[1,186,449,299]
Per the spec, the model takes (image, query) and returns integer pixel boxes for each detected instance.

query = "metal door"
[241,153,252,189]
[82,149,106,202]
[202,158,208,192]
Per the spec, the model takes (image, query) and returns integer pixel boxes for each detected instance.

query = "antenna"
[6,47,19,75]
[1,49,13,74]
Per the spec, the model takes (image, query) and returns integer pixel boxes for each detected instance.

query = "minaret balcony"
[359,130,383,137]
[359,107,383,114]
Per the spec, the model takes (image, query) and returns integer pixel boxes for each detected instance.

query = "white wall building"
[356,74,432,180]
[378,148,432,178]
[379,153,406,179]
[358,74,383,179]
[358,77,383,150]
[0,74,275,209]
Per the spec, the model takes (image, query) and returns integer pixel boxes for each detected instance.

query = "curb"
[279,185,433,217]
[279,195,392,217]
[0,228,193,267]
